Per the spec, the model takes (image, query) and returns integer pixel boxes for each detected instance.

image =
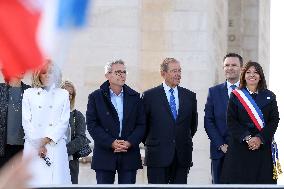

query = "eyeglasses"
[109,70,127,76]
[168,69,181,74]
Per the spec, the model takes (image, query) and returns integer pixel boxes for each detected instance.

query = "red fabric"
[0,0,43,80]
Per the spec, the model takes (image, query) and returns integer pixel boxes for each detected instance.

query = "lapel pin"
[267,96,270,99]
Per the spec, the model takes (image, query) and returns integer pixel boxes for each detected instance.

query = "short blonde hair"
[61,80,76,110]
[32,59,62,88]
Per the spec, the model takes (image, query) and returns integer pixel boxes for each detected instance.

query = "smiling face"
[245,66,260,88]
[223,56,242,84]
[161,61,181,88]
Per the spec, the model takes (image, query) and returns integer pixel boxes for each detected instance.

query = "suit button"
[38,106,42,109]
[173,140,175,143]
[49,123,53,127]
[106,112,110,115]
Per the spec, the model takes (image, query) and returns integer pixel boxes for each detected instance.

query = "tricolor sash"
[232,88,282,180]
[232,89,265,131]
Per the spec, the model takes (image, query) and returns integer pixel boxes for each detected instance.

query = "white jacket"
[22,86,71,186]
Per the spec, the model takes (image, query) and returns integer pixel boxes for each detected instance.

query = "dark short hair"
[239,61,267,91]
[223,53,243,66]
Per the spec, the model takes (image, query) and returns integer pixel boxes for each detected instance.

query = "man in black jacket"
[0,72,30,168]
[143,58,198,184]
[86,60,145,184]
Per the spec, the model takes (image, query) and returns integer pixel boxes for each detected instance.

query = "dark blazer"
[67,109,89,157]
[86,81,145,171]
[221,89,279,184]
[204,82,229,159]
[142,84,197,167]
[0,82,30,156]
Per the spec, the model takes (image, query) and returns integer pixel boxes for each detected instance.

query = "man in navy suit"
[204,53,243,184]
[143,58,198,184]
[86,60,145,184]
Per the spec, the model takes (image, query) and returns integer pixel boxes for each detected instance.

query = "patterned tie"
[169,88,177,120]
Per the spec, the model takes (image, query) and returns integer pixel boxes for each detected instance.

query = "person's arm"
[258,96,279,144]
[190,92,198,137]
[45,90,70,143]
[22,90,35,140]
[126,98,146,148]
[86,92,115,149]
[67,110,89,155]
[204,88,226,149]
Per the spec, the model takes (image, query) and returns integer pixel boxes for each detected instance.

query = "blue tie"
[231,84,237,90]
[169,88,177,120]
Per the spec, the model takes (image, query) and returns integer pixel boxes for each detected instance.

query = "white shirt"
[110,88,124,137]
[227,81,240,97]
[162,82,179,114]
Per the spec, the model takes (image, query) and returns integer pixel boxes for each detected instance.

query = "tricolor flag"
[0,0,90,80]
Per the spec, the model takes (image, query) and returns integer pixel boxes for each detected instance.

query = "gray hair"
[104,59,126,74]
[160,58,179,72]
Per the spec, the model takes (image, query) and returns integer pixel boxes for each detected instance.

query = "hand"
[247,137,261,151]
[0,153,31,189]
[41,137,51,146]
[220,144,228,153]
[38,146,47,158]
[112,140,131,153]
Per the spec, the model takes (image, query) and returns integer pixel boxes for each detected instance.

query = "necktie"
[169,88,177,120]
[231,84,237,90]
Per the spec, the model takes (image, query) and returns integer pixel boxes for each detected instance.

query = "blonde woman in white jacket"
[22,60,71,186]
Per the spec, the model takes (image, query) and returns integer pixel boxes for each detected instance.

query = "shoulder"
[209,83,226,92]
[23,87,37,94]
[21,82,31,90]
[260,89,276,101]
[74,109,85,119]
[143,85,162,96]
[178,86,196,98]
[123,84,139,97]
[88,88,101,98]
[55,88,69,96]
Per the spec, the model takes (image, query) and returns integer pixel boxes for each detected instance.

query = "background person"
[204,53,243,183]
[61,80,89,184]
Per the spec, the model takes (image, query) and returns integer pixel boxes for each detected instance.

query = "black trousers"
[0,144,23,168]
[147,152,189,184]
[69,159,79,184]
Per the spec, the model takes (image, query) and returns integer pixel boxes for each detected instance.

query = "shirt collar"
[109,87,123,97]
[246,87,258,94]
[226,80,240,89]
[163,82,178,93]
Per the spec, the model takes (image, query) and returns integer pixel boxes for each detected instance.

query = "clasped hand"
[38,137,51,157]
[247,137,261,151]
[111,139,131,153]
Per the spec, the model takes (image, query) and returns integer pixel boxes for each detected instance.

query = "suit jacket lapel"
[159,85,176,122]
[221,82,229,108]
[176,86,184,121]
[123,92,134,125]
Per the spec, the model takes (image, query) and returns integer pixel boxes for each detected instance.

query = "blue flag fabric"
[56,0,90,29]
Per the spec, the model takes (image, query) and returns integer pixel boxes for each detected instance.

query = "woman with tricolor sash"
[221,61,280,184]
